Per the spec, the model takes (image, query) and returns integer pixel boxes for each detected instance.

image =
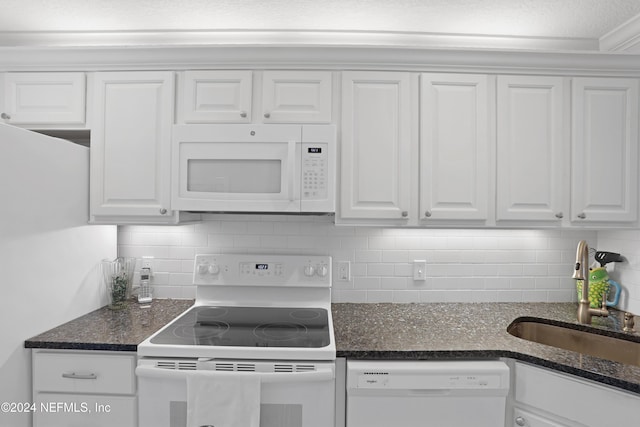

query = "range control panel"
[193,254,331,287]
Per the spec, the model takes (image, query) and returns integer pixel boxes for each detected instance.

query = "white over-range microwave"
[172,124,336,213]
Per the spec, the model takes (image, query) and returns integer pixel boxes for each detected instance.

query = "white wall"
[118,215,595,303]
[596,230,640,314]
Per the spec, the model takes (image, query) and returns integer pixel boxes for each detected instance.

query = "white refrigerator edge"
[0,123,117,427]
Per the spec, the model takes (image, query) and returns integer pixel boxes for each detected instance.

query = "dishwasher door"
[346,360,510,427]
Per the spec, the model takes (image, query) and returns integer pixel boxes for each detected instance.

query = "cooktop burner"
[150,306,330,348]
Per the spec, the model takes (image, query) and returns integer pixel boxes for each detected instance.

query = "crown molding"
[600,14,640,52]
[0,30,600,52]
[1,42,639,76]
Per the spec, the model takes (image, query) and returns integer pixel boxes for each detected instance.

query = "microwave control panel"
[302,143,328,200]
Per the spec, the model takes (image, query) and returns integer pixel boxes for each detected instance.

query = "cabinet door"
[179,70,252,123]
[340,71,414,221]
[496,75,566,221]
[262,71,332,123]
[90,71,175,221]
[515,362,640,427]
[420,73,490,221]
[512,408,570,427]
[1,72,85,125]
[34,394,136,427]
[571,77,639,223]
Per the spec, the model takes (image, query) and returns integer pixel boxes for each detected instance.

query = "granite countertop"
[332,302,640,394]
[25,299,194,352]
[25,299,640,394]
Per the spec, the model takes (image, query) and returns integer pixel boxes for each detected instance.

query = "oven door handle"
[136,365,334,383]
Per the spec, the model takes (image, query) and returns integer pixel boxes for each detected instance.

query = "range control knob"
[208,264,220,275]
[304,265,316,277]
[316,265,328,277]
[196,264,207,274]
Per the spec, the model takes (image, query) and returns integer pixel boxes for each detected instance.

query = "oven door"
[136,359,335,427]
[172,124,302,212]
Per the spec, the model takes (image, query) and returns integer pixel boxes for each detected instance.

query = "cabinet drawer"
[34,393,136,427]
[33,351,136,394]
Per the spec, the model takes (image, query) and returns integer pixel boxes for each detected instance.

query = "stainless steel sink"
[507,318,640,367]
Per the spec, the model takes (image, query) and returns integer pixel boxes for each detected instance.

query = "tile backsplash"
[118,215,595,303]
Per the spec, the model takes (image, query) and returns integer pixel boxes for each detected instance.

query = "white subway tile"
[367,263,394,277]
[355,250,382,262]
[117,223,595,303]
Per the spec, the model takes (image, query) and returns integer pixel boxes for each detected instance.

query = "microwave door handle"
[288,140,296,201]
[135,365,334,383]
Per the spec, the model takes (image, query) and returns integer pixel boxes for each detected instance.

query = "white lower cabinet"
[513,407,568,427]
[32,349,137,427]
[512,362,640,427]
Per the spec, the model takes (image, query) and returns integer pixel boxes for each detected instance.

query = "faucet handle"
[624,312,635,333]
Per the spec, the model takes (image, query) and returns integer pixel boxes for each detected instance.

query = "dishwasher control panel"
[348,360,510,391]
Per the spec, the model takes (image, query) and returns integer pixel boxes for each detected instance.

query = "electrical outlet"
[413,260,427,281]
[337,261,351,281]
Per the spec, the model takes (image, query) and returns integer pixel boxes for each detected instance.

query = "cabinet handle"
[515,416,526,426]
[1,112,10,120]
[62,372,98,380]
[240,111,247,118]
[424,210,432,218]
[577,212,586,219]
[159,208,167,215]
[555,212,564,219]
[401,211,408,218]
[264,112,271,119]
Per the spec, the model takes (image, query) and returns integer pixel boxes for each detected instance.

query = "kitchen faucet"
[572,240,609,324]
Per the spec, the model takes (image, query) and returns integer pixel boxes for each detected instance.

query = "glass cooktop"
[150,306,330,348]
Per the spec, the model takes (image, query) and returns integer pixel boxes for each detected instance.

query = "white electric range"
[136,253,336,427]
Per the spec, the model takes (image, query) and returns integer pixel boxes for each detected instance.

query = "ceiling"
[2,0,640,51]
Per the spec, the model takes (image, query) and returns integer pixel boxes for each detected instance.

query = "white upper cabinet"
[419,73,491,222]
[571,77,639,223]
[1,72,86,126]
[177,70,332,124]
[340,71,415,222]
[496,75,567,222]
[262,71,332,123]
[90,71,189,224]
[178,70,253,123]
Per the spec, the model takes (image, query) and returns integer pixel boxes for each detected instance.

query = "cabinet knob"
[401,211,408,218]
[424,210,432,218]
[239,111,247,118]
[555,212,564,219]
[577,212,587,219]
[159,208,167,215]
[264,112,271,119]
[1,112,10,120]
[515,416,526,426]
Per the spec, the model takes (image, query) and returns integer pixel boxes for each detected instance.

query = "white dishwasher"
[346,360,510,427]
